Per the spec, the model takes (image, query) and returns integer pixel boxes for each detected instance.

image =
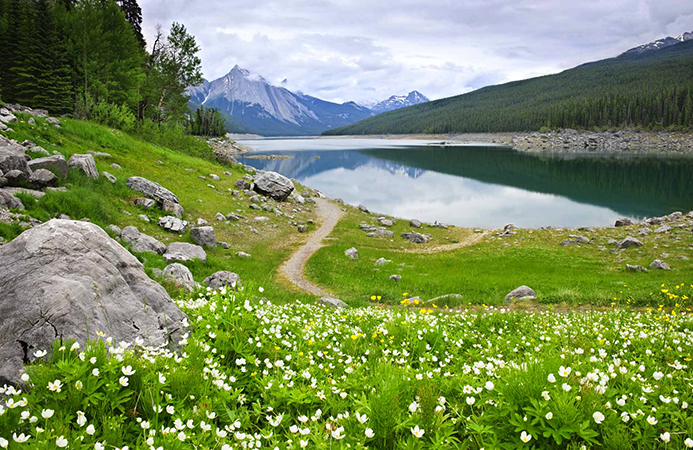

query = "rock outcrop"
[127,177,179,205]
[0,220,187,385]
[68,154,99,179]
[28,155,68,179]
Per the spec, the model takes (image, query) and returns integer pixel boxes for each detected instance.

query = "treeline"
[325,40,693,135]
[0,0,222,138]
[187,106,226,137]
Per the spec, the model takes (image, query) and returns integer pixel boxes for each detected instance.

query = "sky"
[139,0,693,105]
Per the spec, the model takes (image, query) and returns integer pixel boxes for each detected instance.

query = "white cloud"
[139,0,693,104]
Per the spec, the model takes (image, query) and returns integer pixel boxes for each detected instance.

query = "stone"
[102,171,117,184]
[298,224,308,233]
[357,204,369,213]
[163,242,207,263]
[0,190,24,210]
[649,259,671,270]
[505,285,536,303]
[292,193,305,204]
[255,216,270,222]
[253,171,294,201]
[618,236,643,249]
[235,179,251,190]
[226,212,242,221]
[0,109,17,124]
[127,177,179,205]
[29,169,58,189]
[409,219,422,228]
[401,231,430,244]
[4,169,28,186]
[249,194,261,204]
[134,198,156,209]
[158,216,190,234]
[210,174,220,181]
[214,213,225,221]
[111,163,122,169]
[68,154,99,179]
[162,263,198,292]
[319,297,348,308]
[379,218,394,227]
[197,218,209,226]
[27,155,68,179]
[162,200,184,219]
[374,257,390,266]
[190,226,217,248]
[569,235,591,244]
[366,228,394,238]
[0,219,186,384]
[120,226,166,254]
[345,247,358,260]
[27,117,35,125]
[106,224,122,237]
[615,218,632,227]
[219,241,231,249]
[237,251,251,259]
[626,264,648,272]
[654,225,671,234]
[29,146,49,156]
[504,223,518,231]
[138,214,150,222]
[203,271,242,290]
[0,135,31,175]
[389,274,402,282]
[45,117,60,126]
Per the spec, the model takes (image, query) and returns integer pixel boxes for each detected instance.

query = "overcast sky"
[140,0,693,105]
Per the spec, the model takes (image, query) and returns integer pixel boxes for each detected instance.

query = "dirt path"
[401,231,488,253]
[280,198,344,296]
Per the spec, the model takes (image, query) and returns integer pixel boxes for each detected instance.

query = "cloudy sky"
[140,0,693,105]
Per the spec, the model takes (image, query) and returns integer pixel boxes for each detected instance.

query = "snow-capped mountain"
[620,31,693,56]
[371,91,430,114]
[187,66,373,136]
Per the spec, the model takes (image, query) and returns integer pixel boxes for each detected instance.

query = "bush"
[90,102,137,131]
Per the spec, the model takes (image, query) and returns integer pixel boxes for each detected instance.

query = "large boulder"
[252,171,294,201]
[190,226,217,248]
[29,169,58,189]
[162,200,184,218]
[127,177,179,205]
[163,242,207,263]
[203,271,242,290]
[618,236,643,249]
[0,135,31,176]
[120,226,166,254]
[505,285,536,303]
[68,154,99,179]
[162,263,198,292]
[28,155,69,179]
[0,189,24,210]
[401,231,430,244]
[0,220,187,385]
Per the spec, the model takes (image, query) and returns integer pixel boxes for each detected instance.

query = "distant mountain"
[371,91,429,113]
[325,35,693,136]
[187,65,374,136]
[621,31,693,56]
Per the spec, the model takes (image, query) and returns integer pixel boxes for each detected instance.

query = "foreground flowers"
[0,287,691,449]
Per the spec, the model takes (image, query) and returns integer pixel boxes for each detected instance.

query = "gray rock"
[505,285,536,303]
[626,264,648,272]
[4,169,29,186]
[158,216,190,234]
[366,228,394,238]
[569,235,591,244]
[28,155,68,179]
[29,146,49,156]
[190,226,217,248]
[615,218,632,227]
[235,179,251,190]
[0,219,186,385]
[298,224,308,233]
[618,236,643,249]
[389,274,402,282]
[214,213,225,221]
[27,117,35,125]
[162,200,184,219]
[401,231,430,244]
[219,241,231,249]
[654,226,671,234]
[127,177,179,205]
[134,198,156,209]
[249,194,261,204]
[162,263,198,292]
[203,271,242,290]
[68,154,99,179]
[379,218,394,227]
[163,242,207,263]
[197,218,209,226]
[0,136,31,175]
[345,247,358,260]
[102,171,117,184]
[106,224,122,237]
[29,169,58,189]
[0,190,24,210]
[319,297,348,308]
[374,257,390,266]
[253,171,294,201]
[120,226,166,254]
[45,117,60,126]
[649,259,671,270]
[409,219,422,228]
[357,204,369,213]
[138,214,150,223]
[226,212,242,221]
[111,163,122,170]
[0,110,17,124]
[210,174,220,181]
[237,251,251,259]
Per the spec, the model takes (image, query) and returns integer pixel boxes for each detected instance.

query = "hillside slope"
[325,40,693,135]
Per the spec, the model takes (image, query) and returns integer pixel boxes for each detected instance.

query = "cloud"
[139,0,693,104]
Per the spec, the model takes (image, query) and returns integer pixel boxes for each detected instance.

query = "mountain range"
[325,31,693,136]
[186,66,428,136]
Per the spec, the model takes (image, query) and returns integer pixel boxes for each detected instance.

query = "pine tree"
[116,0,145,48]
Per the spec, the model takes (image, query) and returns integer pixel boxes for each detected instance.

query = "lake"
[238,138,693,228]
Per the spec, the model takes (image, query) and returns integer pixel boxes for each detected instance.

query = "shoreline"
[230,129,693,154]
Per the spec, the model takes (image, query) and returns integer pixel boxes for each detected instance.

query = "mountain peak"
[621,31,693,56]
[372,91,430,113]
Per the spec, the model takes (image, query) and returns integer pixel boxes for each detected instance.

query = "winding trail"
[280,198,345,296]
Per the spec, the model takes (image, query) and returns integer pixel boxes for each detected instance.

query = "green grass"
[307,214,693,307]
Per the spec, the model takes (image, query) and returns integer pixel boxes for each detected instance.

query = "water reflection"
[238,139,693,228]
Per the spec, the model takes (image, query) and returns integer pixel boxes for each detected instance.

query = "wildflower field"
[2,284,693,450]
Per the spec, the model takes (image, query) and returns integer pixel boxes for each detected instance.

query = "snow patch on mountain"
[621,31,693,56]
[371,91,430,113]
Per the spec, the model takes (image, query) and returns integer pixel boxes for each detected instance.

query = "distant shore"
[230,129,693,154]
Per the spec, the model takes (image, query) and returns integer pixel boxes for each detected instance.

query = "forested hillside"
[325,40,693,135]
[0,0,224,138]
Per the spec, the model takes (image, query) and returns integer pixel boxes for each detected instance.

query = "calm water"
[238,138,693,228]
